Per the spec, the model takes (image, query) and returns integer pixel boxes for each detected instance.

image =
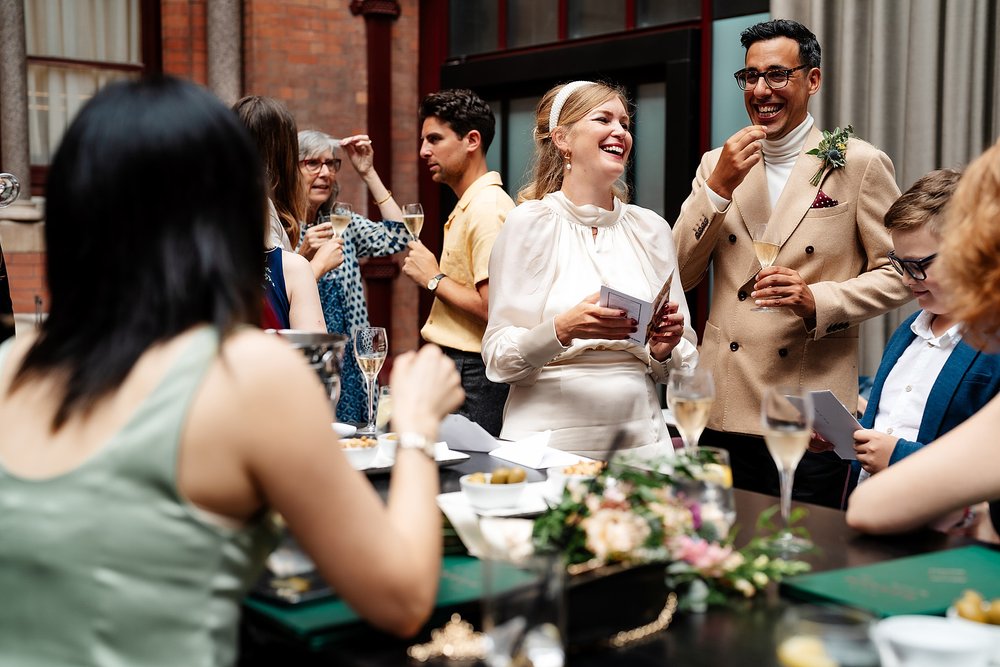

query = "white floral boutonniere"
[806,125,855,186]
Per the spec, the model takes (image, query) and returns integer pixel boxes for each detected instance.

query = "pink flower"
[669,535,736,577]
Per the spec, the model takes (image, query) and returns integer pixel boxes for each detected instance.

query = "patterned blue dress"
[306,214,412,423]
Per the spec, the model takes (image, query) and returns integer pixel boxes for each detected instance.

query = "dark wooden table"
[240,453,970,667]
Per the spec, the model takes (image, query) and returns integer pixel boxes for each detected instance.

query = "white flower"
[734,578,755,597]
[753,555,770,569]
[752,571,769,588]
[581,508,651,562]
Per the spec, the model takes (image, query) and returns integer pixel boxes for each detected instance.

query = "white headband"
[548,81,595,133]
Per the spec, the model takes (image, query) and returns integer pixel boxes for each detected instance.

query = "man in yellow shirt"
[403,89,514,436]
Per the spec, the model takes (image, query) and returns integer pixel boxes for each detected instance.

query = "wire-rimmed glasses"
[734,64,810,91]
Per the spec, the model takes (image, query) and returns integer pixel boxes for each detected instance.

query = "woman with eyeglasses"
[232,96,341,332]
[847,145,1000,543]
[296,130,413,423]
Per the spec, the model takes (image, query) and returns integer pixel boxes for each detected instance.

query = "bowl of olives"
[460,467,527,511]
[948,590,1000,664]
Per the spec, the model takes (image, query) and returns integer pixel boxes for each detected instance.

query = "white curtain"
[772,0,1000,374]
[25,0,140,164]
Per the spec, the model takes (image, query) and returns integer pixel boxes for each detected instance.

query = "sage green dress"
[0,327,280,667]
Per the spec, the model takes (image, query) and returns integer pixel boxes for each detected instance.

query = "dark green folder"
[781,545,1000,617]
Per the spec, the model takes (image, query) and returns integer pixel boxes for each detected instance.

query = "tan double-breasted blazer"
[673,127,913,436]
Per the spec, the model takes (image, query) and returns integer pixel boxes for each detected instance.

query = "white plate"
[437,482,551,558]
[359,442,470,474]
[332,422,357,438]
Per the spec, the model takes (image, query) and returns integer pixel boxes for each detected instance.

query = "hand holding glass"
[354,327,387,436]
[402,203,424,238]
[751,223,779,313]
[761,386,814,554]
[667,367,715,453]
[329,201,353,237]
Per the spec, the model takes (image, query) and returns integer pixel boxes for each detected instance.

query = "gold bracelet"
[373,190,392,206]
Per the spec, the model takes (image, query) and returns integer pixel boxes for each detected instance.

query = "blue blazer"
[847,311,1000,493]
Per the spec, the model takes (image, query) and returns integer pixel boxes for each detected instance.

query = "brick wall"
[0,221,48,317]
[161,0,208,84]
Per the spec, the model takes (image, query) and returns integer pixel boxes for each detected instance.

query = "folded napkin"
[811,190,839,208]
[489,431,590,469]
[439,413,501,453]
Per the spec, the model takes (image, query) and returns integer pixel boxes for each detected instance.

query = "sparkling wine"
[402,214,424,237]
[329,214,351,236]
[669,396,713,446]
[357,352,386,379]
[764,427,809,470]
[753,241,780,268]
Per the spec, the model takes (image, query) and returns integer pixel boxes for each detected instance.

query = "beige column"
[207,0,242,106]
[0,0,30,200]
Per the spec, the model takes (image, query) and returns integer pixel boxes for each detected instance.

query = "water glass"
[482,553,566,667]
[375,385,392,432]
[776,604,879,667]
[671,446,736,539]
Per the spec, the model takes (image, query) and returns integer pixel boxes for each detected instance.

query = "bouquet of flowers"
[532,452,811,611]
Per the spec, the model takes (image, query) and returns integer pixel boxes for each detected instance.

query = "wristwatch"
[427,273,446,292]
[397,432,436,460]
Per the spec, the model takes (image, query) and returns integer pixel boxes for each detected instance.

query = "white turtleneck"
[707,113,815,211]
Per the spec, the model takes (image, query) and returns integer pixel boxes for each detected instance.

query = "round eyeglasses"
[887,250,937,281]
[300,157,341,174]
[734,64,810,91]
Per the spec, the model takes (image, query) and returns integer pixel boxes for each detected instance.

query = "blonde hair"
[883,168,962,236]
[940,139,1000,351]
[517,81,631,203]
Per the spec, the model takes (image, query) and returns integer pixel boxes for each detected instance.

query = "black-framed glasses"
[887,250,937,281]
[300,157,341,174]
[734,64,810,91]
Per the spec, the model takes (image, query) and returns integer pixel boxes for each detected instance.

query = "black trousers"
[704,428,850,509]
[440,346,509,437]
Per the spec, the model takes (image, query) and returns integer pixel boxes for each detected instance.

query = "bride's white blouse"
[483,190,698,454]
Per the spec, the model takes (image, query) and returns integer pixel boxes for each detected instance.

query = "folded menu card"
[489,430,591,469]
[781,545,1000,617]
[786,390,860,460]
[599,273,673,346]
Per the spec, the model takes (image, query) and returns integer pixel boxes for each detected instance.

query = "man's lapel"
[732,159,770,235]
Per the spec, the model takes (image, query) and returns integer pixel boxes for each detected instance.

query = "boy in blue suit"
[848,169,1000,494]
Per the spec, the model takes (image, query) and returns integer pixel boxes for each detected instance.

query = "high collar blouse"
[484,190,698,385]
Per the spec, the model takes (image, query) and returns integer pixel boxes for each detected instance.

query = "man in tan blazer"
[673,19,911,508]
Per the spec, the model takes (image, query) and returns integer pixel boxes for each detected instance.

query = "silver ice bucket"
[267,329,348,418]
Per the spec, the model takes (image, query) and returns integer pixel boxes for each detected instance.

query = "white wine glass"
[0,173,20,208]
[329,201,353,237]
[402,203,424,238]
[761,386,814,555]
[751,222,780,313]
[666,366,715,454]
[353,326,387,436]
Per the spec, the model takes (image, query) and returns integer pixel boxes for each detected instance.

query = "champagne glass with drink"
[353,326,387,436]
[761,386,814,554]
[667,366,715,453]
[329,201,353,237]
[751,223,780,313]
[402,203,424,239]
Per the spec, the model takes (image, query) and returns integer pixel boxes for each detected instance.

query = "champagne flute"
[0,173,20,208]
[354,326,387,436]
[402,203,424,238]
[761,386,814,554]
[666,366,715,453]
[329,201,353,237]
[751,222,780,313]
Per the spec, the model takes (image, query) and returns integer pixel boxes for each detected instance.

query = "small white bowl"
[872,615,994,667]
[340,438,379,470]
[544,467,597,503]
[947,606,1000,664]
[460,473,526,511]
[332,422,357,438]
[377,432,399,463]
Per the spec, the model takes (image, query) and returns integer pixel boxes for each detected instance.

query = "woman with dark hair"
[231,96,340,330]
[297,129,413,422]
[483,81,698,456]
[0,76,464,665]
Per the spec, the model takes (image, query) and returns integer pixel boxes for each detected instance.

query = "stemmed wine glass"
[0,173,20,208]
[329,201,353,237]
[761,386,814,554]
[751,222,780,312]
[353,326,387,436]
[666,366,715,453]
[402,203,424,238]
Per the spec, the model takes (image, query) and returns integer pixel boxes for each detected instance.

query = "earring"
[564,154,572,171]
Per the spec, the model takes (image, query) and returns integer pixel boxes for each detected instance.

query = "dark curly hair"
[740,19,821,69]
[419,89,496,154]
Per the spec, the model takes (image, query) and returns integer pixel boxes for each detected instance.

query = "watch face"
[427,277,438,290]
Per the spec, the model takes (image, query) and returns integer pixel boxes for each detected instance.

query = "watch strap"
[397,432,436,460]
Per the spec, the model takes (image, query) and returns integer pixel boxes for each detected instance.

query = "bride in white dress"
[483,80,698,457]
